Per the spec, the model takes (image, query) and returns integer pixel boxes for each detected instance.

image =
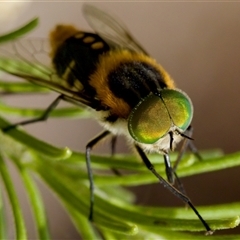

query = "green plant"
[0,19,240,240]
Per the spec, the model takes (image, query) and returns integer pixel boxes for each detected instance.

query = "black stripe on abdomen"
[52,32,110,95]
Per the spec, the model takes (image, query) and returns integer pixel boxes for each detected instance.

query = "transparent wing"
[82,4,148,55]
[0,38,52,79]
[0,38,98,108]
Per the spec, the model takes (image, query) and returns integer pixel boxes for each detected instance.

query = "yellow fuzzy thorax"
[89,49,176,118]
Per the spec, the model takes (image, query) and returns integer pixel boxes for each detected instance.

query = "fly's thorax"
[89,49,175,119]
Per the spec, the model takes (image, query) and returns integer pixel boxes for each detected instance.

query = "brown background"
[1,1,240,238]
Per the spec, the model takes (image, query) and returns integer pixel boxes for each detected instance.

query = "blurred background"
[1,1,240,238]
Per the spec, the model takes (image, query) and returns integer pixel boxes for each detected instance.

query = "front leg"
[2,95,63,132]
[85,130,110,221]
[134,143,212,234]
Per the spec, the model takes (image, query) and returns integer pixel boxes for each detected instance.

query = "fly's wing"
[0,38,101,109]
[82,4,148,55]
[0,5,148,109]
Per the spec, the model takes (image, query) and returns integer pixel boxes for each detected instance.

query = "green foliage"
[0,19,240,240]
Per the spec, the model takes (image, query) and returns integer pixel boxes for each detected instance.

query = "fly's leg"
[86,130,110,221]
[169,126,202,195]
[188,140,202,160]
[110,135,121,176]
[161,126,200,200]
[173,125,202,172]
[173,126,193,172]
[135,144,213,235]
[110,135,117,156]
[163,151,187,196]
[2,95,63,132]
[163,154,175,184]
[170,125,201,195]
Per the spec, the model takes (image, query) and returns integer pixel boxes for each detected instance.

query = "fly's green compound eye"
[128,89,193,144]
[128,93,171,144]
[161,89,193,131]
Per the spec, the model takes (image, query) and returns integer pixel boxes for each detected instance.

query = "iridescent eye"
[161,89,193,131]
[128,89,193,144]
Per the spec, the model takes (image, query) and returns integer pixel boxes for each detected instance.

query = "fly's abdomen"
[49,25,110,94]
